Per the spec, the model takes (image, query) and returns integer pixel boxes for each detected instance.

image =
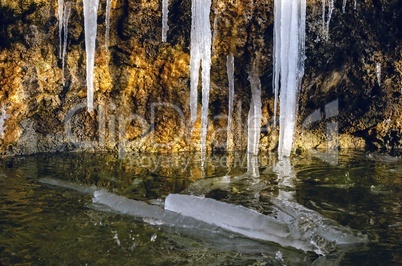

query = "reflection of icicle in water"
[83,0,100,112]
[376,62,381,87]
[189,0,212,154]
[273,0,306,158]
[226,53,235,151]
[161,0,169,42]
[61,2,71,86]
[58,0,64,59]
[105,0,112,53]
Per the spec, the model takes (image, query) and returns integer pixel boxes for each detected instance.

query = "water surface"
[0,151,401,265]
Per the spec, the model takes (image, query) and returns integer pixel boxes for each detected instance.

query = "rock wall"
[0,0,401,156]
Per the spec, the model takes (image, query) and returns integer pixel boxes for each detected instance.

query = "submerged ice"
[166,194,368,255]
[39,177,368,255]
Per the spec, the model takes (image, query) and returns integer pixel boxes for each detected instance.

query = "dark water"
[0,151,401,265]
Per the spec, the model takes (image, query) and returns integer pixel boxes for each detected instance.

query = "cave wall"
[0,0,401,156]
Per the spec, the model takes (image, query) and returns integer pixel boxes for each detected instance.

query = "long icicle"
[273,0,306,158]
[83,0,100,113]
[105,0,112,53]
[189,0,212,155]
[162,0,169,42]
[226,53,235,151]
[58,0,64,59]
[62,2,71,86]
[247,65,262,177]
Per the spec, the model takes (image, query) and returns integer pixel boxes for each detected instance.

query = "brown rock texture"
[0,0,401,156]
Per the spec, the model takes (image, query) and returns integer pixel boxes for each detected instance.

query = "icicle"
[61,2,71,86]
[83,0,100,113]
[273,0,281,128]
[105,0,112,53]
[58,0,64,59]
[354,0,357,10]
[226,53,235,151]
[0,105,9,139]
[327,0,334,40]
[342,0,347,13]
[189,0,212,154]
[376,62,381,87]
[247,69,262,157]
[247,67,262,177]
[273,0,306,158]
[322,0,334,41]
[161,0,169,42]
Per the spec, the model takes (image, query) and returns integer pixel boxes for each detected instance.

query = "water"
[1,151,402,264]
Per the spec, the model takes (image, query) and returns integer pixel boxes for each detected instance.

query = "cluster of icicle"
[189,0,212,155]
[273,0,307,158]
[71,0,309,158]
[59,0,113,112]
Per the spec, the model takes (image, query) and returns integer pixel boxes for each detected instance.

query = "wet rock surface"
[0,0,401,156]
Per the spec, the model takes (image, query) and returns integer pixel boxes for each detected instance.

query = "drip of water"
[83,0,100,112]
[189,0,212,154]
[226,53,235,151]
[105,0,112,53]
[273,0,306,158]
[58,0,64,59]
[61,2,71,86]
[162,0,169,42]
